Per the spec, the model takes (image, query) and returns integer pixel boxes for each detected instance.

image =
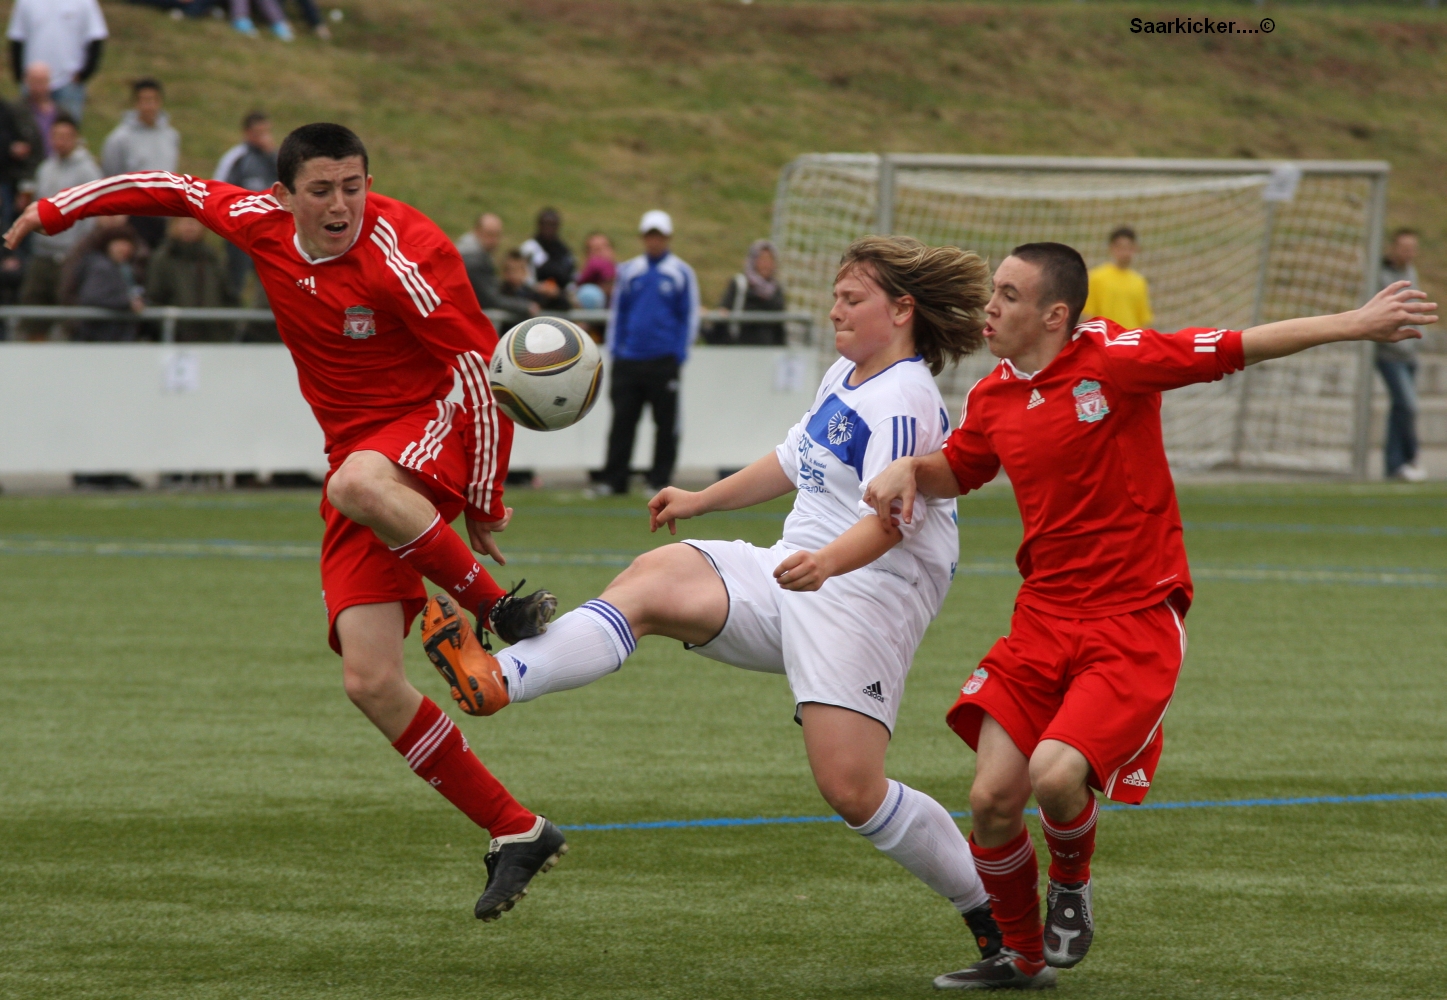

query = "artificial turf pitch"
[1,483,1443,999]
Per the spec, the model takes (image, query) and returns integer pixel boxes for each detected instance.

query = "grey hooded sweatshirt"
[101,109,180,178]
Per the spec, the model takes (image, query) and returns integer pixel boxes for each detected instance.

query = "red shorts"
[946,601,1187,804]
[319,401,474,654]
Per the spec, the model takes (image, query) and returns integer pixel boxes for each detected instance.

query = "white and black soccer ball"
[489,317,603,431]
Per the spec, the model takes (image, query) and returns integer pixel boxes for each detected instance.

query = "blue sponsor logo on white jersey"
[806,394,871,478]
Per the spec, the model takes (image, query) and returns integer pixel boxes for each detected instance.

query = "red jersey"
[37,171,508,520]
[943,318,1246,617]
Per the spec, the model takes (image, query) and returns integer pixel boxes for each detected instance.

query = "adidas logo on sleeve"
[862,681,885,703]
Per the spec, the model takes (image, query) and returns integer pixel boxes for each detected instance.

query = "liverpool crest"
[1072,379,1109,423]
[963,667,989,696]
[343,305,376,340]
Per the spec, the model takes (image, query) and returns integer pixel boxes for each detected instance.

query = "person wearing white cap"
[600,209,700,495]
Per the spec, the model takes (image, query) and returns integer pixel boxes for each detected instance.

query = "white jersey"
[774,355,959,613]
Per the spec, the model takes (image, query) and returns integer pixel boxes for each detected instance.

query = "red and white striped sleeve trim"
[228,193,282,218]
[454,349,501,514]
[370,215,443,318]
[49,171,208,216]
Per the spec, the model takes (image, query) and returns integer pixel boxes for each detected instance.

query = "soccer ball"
[489,317,604,431]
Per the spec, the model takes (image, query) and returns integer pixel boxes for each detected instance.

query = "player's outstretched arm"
[648,453,794,535]
[1242,280,1437,366]
[773,515,902,592]
[863,451,961,529]
[3,199,42,250]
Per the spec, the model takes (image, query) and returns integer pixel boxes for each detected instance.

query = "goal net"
[771,154,1388,475]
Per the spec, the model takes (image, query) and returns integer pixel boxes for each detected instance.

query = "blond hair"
[836,236,990,375]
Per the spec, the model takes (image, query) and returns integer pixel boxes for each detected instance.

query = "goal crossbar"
[772,153,1391,478]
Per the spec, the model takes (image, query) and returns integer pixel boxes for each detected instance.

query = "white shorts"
[681,539,933,732]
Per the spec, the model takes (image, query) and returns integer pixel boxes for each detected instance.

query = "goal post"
[771,154,1390,477]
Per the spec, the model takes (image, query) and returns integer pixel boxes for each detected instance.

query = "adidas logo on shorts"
[862,681,885,704]
[1121,768,1151,788]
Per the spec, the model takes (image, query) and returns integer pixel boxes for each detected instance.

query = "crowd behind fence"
[0,305,819,346]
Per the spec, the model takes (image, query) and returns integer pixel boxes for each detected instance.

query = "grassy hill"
[39,0,1447,301]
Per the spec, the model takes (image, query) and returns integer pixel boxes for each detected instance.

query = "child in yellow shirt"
[1084,226,1153,330]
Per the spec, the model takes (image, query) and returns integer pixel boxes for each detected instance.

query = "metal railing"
[0,305,818,345]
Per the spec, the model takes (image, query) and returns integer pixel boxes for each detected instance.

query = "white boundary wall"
[0,344,820,477]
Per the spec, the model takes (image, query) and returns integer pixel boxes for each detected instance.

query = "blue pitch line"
[558,791,1447,832]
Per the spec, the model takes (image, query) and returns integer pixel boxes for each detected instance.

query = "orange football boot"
[421,594,511,716]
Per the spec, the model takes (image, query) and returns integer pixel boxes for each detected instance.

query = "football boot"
[963,902,1004,960]
[475,817,569,921]
[933,949,1057,991]
[1043,879,1094,969]
[421,594,510,716]
[485,579,558,645]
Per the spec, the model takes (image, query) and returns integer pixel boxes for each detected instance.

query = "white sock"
[849,779,988,914]
[495,599,636,703]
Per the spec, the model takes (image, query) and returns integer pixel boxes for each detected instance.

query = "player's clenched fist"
[864,457,920,528]
[648,487,704,535]
[773,548,830,592]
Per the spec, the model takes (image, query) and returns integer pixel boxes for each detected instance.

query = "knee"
[816,773,881,827]
[609,545,680,594]
[969,780,1027,829]
[1029,755,1088,812]
[327,454,386,518]
[342,657,401,712]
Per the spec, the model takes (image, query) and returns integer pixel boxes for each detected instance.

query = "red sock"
[391,514,506,621]
[1041,797,1098,885]
[970,828,1043,963]
[391,698,536,837]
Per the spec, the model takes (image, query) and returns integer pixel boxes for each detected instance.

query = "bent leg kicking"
[328,450,514,628]
[494,542,727,702]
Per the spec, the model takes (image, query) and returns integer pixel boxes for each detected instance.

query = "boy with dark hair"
[5,121,567,921]
[866,242,1434,989]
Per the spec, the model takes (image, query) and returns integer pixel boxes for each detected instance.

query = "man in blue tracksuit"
[602,209,700,494]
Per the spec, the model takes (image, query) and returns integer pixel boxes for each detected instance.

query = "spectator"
[600,210,699,495]
[576,230,617,302]
[126,0,215,16]
[280,0,331,40]
[10,62,54,164]
[101,77,180,249]
[61,215,149,305]
[228,0,294,40]
[0,89,37,229]
[214,110,277,301]
[709,238,787,345]
[17,113,99,339]
[1083,225,1153,330]
[456,212,538,320]
[519,206,575,310]
[497,249,546,311]
[74,228,145,342]
[6,0,107,123]
[146,216,237,341]
[1376,227,1426,482]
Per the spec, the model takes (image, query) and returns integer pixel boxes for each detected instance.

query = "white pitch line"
[0,537,1439,587]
